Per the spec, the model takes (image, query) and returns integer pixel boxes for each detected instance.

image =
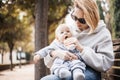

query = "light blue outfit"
[36,39,86,78]
[49,40,86,76]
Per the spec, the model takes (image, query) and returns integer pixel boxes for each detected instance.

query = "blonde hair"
[74,0,100,33]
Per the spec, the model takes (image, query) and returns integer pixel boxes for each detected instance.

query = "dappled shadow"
[0,74,5,76]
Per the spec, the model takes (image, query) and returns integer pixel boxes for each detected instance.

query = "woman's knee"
[40,75,60,80]
[40,74,72,80]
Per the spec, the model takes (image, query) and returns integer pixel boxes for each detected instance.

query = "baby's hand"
[66,52,78,61]
[33,54,41,64]
[65,43,76,50]
[64,37,83,52]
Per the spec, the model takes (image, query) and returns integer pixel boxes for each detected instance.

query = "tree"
[0,0,33,70]
[0,9,20,70]
[108,0,120,39]
[96,0,104,20]
[0,42,7,64]
[34,0,73,79]
[114,0,120,38]
[35,0,48,80]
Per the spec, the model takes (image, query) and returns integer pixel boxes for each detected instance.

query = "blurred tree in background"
[97,0,104,20]
[113,0,120,38]
[105,0,120,39]
[35,0,72,79]
[35,0,48,79]
[97,0,120,39]
[0,0,34,70]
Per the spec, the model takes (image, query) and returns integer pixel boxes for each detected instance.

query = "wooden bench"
[103,39,120,80]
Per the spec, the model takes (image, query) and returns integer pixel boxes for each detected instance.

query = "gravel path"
[0,64,34,80]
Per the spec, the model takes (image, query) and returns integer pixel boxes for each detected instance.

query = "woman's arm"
[80,33,114,72]
[80,39,114,72]
[64,36,114,72]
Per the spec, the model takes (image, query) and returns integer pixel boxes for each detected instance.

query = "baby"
[34,23,86,80]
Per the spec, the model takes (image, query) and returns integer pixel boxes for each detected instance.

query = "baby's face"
[56,26,72,43]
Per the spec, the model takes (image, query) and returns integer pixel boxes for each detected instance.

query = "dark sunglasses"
[71,14,86,24]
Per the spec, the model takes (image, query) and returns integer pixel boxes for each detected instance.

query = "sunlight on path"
[0,64,34,80]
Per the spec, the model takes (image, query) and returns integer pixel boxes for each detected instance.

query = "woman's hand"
[64,37,83,52]
[51,50,78,60]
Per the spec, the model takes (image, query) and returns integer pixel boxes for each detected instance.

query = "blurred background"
[0,0,120,80]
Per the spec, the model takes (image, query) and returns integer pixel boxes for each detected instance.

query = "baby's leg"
[73,68,85,80]
[54,67,71,78]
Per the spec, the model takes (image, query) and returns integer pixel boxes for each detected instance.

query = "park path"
[0,64,34,80]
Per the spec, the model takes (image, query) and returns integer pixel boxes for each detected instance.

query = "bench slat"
[114,59,120,61]
[112,66,120,69]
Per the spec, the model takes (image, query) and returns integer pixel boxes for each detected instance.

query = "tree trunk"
[8,42,14,71]
[35,0,48,80]
[1,50,4,64]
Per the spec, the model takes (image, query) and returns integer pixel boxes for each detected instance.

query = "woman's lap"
[41,75,60,80]
[41,75,72,80]
[84,66,101,80]
[40,66,101,80]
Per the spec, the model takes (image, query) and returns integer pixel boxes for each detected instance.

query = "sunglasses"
[71,14,86,24]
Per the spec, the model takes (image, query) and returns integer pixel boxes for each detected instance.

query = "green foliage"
[109,0,115,39]
[96,0,104,20]
[0,0,34,53]
[110,0,120,38]
[0,42,8,53]
[48,0,72,25]
[48,0,72,42]
[113,0,120,38]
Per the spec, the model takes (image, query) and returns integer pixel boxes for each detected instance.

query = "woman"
[40,0,114,80]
